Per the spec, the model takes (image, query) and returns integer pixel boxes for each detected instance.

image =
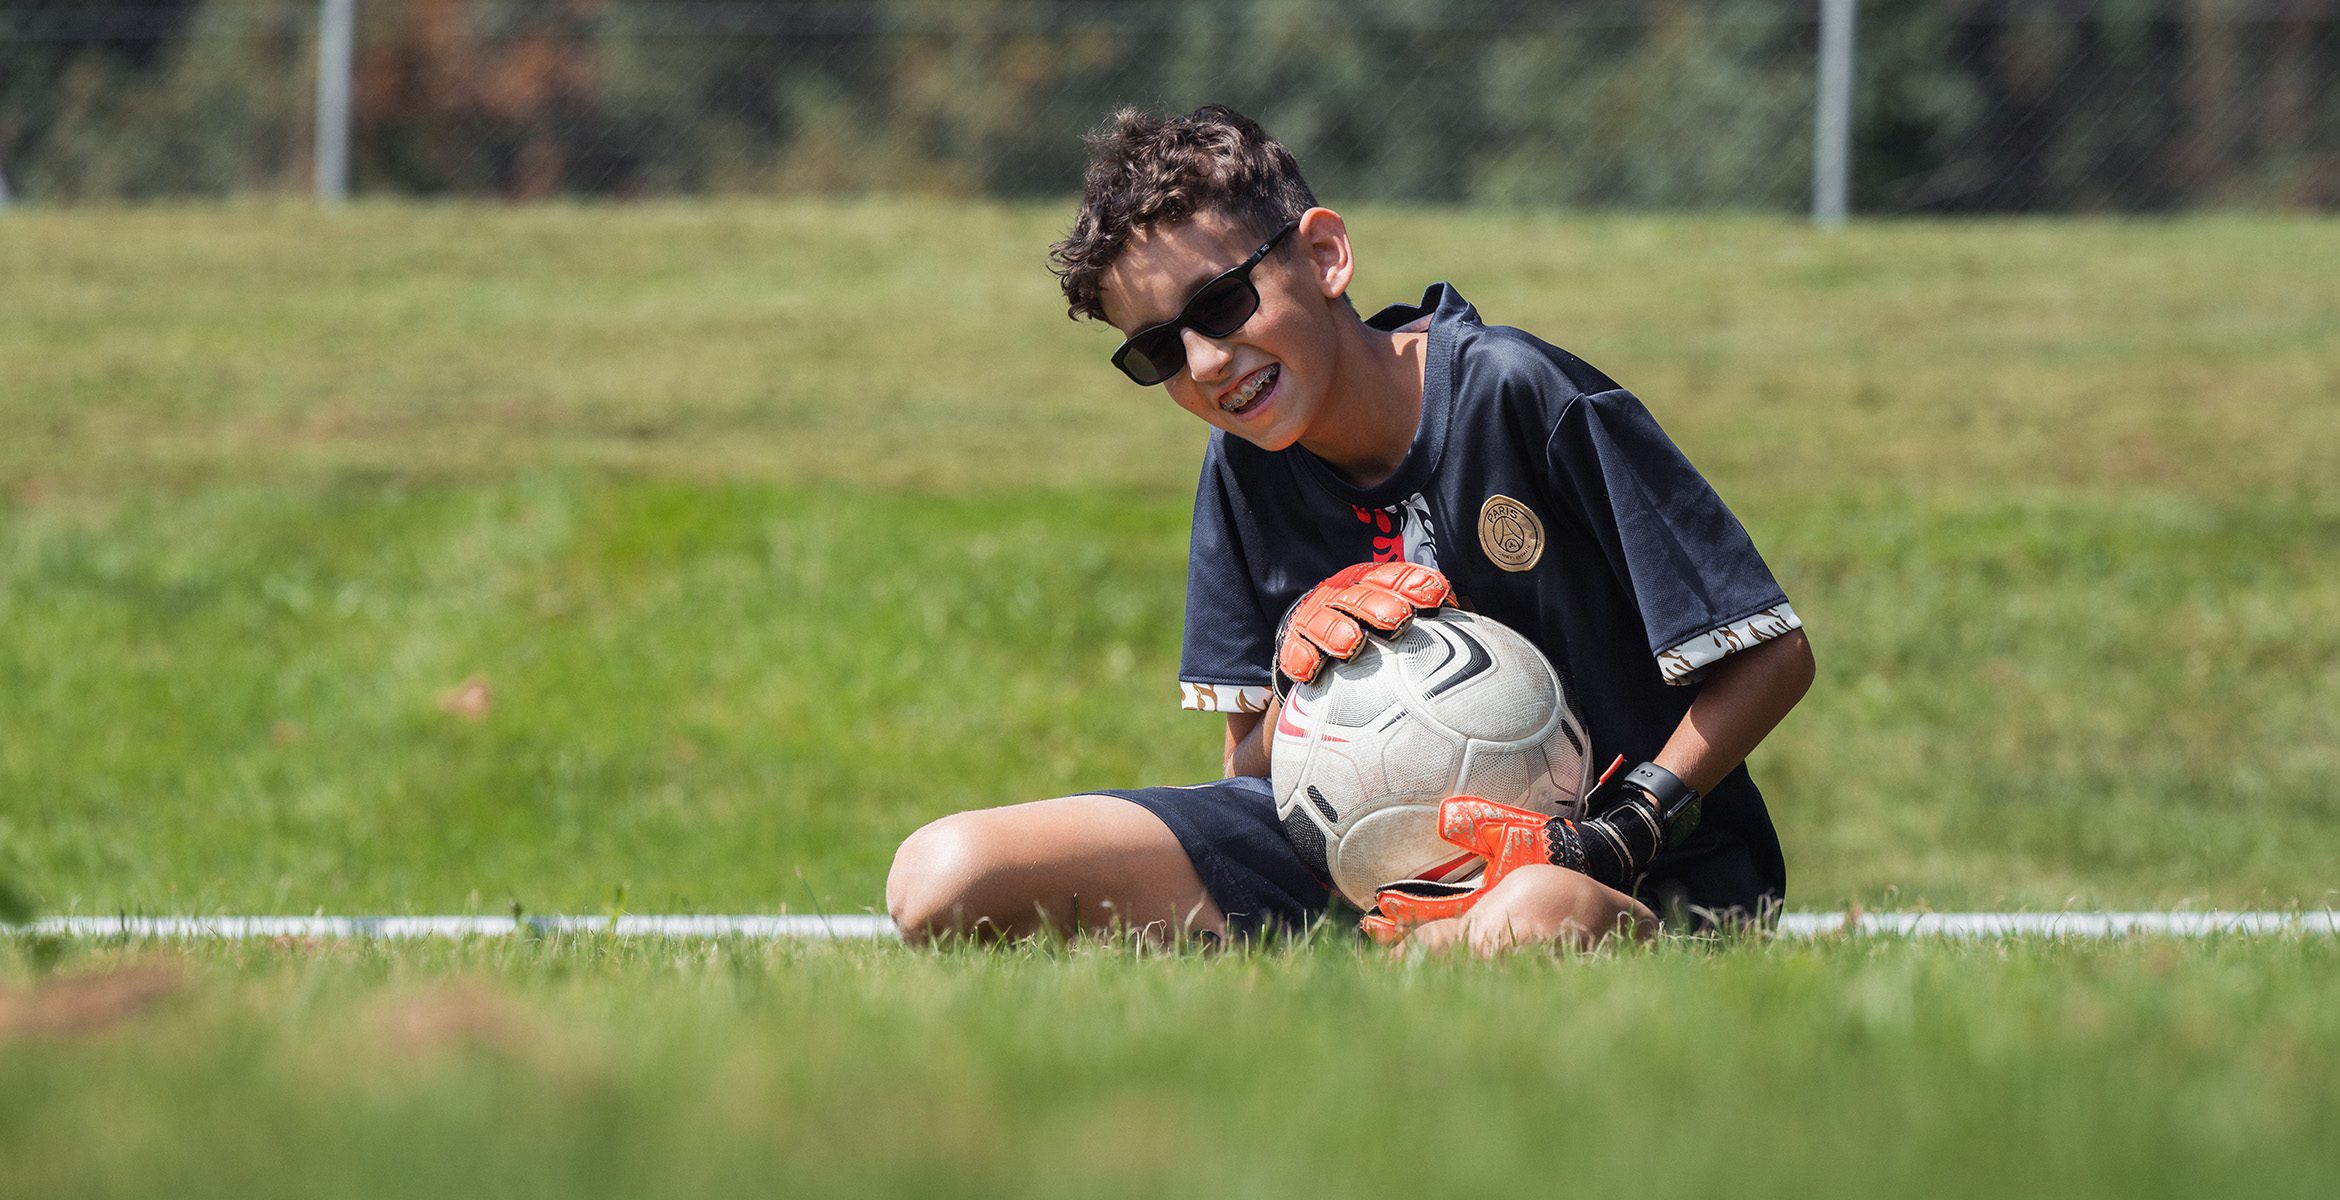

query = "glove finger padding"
[1365,878,1482,942]
[1434,795,1551,858]
[1281,601,1370,677]
[1358,910,1408,946]
[1328,562,1450,629]
[1276,562,1454,686]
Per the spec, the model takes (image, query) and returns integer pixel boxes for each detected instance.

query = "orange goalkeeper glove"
[1358,758,1702,945]
[1274,561,1452,694]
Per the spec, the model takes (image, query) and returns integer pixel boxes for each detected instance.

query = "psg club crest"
[1477,494,1545,572]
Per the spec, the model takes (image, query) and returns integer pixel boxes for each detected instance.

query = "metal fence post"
[1812,0,1856,226]
[316,0,357,202]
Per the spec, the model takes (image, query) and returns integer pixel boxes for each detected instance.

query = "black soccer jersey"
[1177,283,1801,902]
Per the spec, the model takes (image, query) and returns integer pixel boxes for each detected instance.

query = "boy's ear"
[1296,207,1355,302]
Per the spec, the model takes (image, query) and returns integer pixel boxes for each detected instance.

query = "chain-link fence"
[2,0,2334,211]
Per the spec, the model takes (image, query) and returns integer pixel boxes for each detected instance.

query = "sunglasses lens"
[1114,333,1182,386]
[1186,278,1260,337]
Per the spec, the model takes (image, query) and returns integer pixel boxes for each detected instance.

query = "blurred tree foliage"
[0,0,310,199]
[0,0,2333,208]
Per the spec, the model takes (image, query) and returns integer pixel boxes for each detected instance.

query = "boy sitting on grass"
[887,105,1812,954]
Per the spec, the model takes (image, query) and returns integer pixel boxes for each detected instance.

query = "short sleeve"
[1177,450,1275,712]
[1546,388,1802,685]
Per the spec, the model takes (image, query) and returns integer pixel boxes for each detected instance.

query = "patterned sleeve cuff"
[1180,681,1273,713]
[1655,602,1803,686]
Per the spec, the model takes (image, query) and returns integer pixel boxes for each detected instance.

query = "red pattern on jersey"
[1351,504,1404,563]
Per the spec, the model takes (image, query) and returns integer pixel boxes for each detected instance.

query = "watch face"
[1663,793,1703,843]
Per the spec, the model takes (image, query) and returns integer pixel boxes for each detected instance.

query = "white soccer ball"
[1271,607,1592,909]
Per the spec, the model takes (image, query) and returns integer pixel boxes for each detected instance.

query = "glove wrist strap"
[1543,807,1659,890]
[1543,760,1703,890]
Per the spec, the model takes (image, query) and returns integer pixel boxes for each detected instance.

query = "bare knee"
[885,794,1226,947]
[886,814,1000,945]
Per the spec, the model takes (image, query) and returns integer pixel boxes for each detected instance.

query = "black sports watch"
[1620,762,1703,846]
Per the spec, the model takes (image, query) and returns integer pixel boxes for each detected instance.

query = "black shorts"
[1099,776,1341,939]
[1102,777,1781,939]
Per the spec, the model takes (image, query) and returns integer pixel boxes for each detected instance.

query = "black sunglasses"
[1110,219,1300,386]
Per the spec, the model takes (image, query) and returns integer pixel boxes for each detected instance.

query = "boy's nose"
[1180,327,1235,382]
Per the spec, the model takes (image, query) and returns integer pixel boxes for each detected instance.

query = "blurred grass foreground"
[4,933,2340,1200]
[2,200,2338,917]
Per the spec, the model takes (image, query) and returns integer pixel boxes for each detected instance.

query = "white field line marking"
[9,912,2337,940]
[1771,911,2339,938]
[20,915,902,940]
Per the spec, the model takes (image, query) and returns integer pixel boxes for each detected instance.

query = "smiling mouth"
[1221,365,1279,415]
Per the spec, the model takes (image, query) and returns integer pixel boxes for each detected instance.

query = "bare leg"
[1398,864,1656,958]
[887,795,1226,945]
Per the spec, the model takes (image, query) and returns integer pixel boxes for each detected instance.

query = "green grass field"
[9,934,2340,1200]
[4,202,2338,1196]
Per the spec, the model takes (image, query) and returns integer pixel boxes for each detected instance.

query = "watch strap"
[1622,762,1703,845]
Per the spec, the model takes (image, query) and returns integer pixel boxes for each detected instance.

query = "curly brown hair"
[1049,105,1319,323]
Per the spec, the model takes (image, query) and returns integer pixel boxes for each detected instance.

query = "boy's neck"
[1298,317,1429,489]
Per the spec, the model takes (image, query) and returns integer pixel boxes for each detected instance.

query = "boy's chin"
[1216,395,1308,452]
[1225,422,1304,453]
